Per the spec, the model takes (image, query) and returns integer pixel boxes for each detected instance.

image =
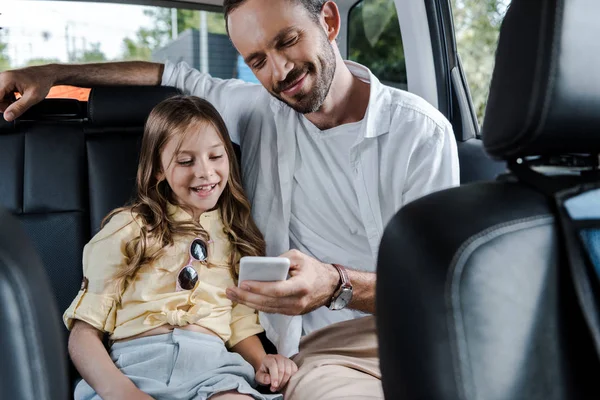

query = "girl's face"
[159,120,230,219]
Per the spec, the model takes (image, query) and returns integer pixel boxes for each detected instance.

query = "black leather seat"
[0,86,180,395]
[377,0,600,399]
[457,138,506,184]
[0,207,69,400]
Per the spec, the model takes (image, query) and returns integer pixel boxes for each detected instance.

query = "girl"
[63,96,296,400]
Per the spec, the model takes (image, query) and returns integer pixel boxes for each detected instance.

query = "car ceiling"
[50,0,359,11]
[172,0,359,6]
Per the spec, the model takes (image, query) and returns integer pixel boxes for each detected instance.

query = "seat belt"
[510,160,600,357]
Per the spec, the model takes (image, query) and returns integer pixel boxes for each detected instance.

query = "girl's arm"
[68,320,153,400]
[231,335,298,392]
[230,334,266,372]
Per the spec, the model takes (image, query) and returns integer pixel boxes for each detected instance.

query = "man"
[0,0,459,398]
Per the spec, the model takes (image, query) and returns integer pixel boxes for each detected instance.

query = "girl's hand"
[255,354,298,392]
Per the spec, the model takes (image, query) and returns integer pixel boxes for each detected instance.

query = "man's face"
[228,0,336,114]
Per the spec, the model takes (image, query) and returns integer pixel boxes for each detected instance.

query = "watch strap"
[328,263,353,309]
[332,263,352,289]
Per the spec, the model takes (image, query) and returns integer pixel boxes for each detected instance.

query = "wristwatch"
[328,263,353,310]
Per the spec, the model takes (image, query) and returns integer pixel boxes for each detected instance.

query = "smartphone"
[238,256,290,287]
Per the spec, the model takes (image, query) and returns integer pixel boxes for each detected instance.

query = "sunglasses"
[176,238,211,291]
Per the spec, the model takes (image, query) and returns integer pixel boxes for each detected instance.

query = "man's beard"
[271,34,336,114]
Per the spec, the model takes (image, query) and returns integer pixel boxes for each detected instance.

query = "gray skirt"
[74,329,283,400]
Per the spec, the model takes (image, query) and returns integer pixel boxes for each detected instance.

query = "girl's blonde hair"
[105,95,265,294]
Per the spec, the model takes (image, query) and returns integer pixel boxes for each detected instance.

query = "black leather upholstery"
[0,86,185,395]
[19,98,85,121]
[0,207,69,400]
[378,183,600,399]
[0,129,23,213]
[85,127,144,232]
[457,139,506,183]
[378,0,600,399]
[0,120,88,328]
[88,86,180,126]
[483,0,600,159]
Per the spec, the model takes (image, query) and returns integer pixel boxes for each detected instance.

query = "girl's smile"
[190,182,219,198]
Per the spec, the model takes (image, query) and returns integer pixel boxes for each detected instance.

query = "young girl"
[63,96,296,400]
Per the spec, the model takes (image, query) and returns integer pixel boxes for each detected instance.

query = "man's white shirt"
[162,60,460,356]
[291,116,372,333]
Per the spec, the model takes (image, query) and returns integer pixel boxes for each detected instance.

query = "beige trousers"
[282,316,384,400]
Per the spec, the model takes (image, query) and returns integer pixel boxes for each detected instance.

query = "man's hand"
[226,250,340,315]
[0,66,55,121]
[255,354,298,393]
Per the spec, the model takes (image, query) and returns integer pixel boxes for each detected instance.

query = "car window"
[0,1,259,101]
[347,0,407,89]
[452,0,510,127]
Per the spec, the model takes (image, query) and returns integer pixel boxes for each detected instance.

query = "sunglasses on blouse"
[176,238,210,291]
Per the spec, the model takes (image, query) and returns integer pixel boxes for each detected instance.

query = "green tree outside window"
[348,0,407,86]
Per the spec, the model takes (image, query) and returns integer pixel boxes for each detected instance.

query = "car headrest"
[0,117,14,133]
[482,0,600,160]
[88,86,182,127]
[0,99,85,133]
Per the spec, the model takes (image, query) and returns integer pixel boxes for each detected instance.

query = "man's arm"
[341,122,457,314]
[345,268,376,314]
[51,61,163,87]
[402,121,460,205]
[0,61,164,121]
[225,249,376,315]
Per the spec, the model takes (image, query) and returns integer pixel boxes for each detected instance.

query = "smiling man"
[0,0,459,398]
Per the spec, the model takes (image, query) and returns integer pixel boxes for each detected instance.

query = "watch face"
[332,287,353,310]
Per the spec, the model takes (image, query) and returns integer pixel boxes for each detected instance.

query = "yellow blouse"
[63,205,263,348]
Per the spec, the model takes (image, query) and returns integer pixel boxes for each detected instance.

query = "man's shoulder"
[162,60,267,96]
[380,85,450,133]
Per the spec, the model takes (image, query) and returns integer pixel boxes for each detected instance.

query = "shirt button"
[350,227,358,235]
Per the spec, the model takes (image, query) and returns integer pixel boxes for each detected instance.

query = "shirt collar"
[345,60,392,139]
[166,203,221,223]
[269,60,391,139]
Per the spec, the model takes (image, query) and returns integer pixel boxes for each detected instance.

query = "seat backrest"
[85,86,181,232]
[377,1,600,399]
[0,86,181,391]
[0,100,89,339]
[0,207,69,400]
[457,138,506,183]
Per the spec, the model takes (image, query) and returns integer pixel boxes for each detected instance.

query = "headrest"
[0,117,14,133]
[1,99,84,132]
[88,86,182,126]
[482,0,600,160]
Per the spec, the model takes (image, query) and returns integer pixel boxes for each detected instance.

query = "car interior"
[378,0,600,399]
[2,0,597,399]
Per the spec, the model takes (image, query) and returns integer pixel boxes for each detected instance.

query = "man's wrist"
[327,264,354,310]
[324,263,341,307]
